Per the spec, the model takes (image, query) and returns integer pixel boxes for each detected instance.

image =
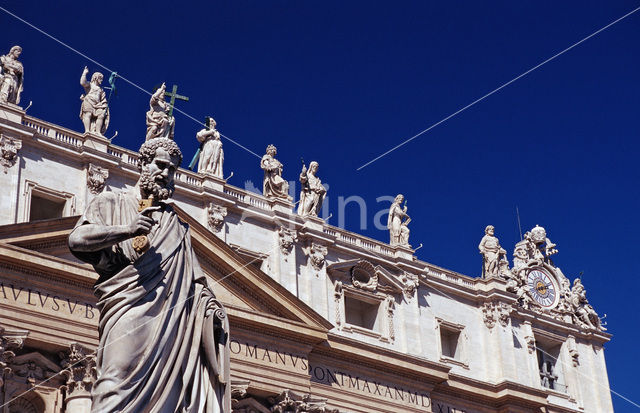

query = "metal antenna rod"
[516,206,523,241]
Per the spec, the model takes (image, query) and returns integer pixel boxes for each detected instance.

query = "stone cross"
[163,84,189,117]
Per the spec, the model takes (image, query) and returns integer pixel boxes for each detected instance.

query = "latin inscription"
[0,281,96,320]
[230,339,431,408]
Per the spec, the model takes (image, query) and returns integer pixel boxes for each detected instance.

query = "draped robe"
[70,191,230,413]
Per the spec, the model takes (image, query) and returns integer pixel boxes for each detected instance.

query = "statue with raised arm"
[68,138,230,412]
[145,83,175,140]
[478,225,506,277]
[197,116,224,177]
[298,161,326,217]
[79,66,109,135]
[387,194,410,247]
[261,144,290,200]
[0,45,24,105]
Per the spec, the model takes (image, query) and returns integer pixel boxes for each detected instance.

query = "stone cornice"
[434,373,553,410]
[319,332,450,385]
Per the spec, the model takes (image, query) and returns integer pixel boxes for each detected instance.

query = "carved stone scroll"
[278,227,297,256]
[87,163,109,194]
[207,203,227,233]
[0,134,21,173]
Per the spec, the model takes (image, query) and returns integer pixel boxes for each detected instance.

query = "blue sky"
[2,1,639,410]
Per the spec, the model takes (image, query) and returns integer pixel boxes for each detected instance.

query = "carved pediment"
[8,352,62,386]
[327,259,403,295]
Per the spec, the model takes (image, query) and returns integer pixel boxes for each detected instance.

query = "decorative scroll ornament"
[482,301,512,329]
[350,260,377,291]
[60,343,97,398]
[385,296,396,341]
[87,163,109,194]
[269,390,339,413]
[278,227,297,255]
[305,242,328,271]
[0,134,21,173]
[334,282,343,328]
[0,326,28,376]
[207,203,227,233]
[401,272,419,300]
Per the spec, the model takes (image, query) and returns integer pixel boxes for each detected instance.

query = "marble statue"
[68,138,230,412]
[145,83,175,140]
[0,46,24,105]
[261,144,290,199]
[297,161,326,217]
[79,67,109,135]
[197,117,223,177]
[567,278,605,331]
[387,194,410,247]
[478,225,506,277]
[530,224,558,263]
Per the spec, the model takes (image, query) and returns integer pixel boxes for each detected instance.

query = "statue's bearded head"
[9,46,21,58]
[91,72,104,85]
[137,138,183,200]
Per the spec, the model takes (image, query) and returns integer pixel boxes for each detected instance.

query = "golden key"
[132,195,154,253]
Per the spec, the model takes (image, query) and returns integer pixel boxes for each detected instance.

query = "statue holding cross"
[145,83,189,141]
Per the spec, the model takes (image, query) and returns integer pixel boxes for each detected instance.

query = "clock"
[526,268,559,309]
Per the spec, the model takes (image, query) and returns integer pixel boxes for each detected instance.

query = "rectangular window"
[436,318,467,367]
[536,341,566,392]
[440,327,461,359]
[29,193,66,221]
[344,295,381,332]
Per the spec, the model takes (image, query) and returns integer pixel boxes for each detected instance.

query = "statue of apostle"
[79,66,109,135]
[146,83,175,140]
[68,138,230,412]
[478,225,506,278]
[261,144,291,200]
[197,117,223,178]
[297,161,326,217]
[0,45,24,105]
[387,194,410,247]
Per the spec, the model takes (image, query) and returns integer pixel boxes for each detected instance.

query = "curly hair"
[137,138,183,171]
[266,144,277,154]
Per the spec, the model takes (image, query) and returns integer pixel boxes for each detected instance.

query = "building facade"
[0,101,612,412]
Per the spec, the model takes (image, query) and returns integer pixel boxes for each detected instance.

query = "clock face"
[526,268,559,308]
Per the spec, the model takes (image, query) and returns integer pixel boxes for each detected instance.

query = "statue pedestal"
[302,215,324,233]
[393,245,415,262]
[203,174,225,192]
[83,132,110,152]
[270,197,294,215]
[0,102,24,124]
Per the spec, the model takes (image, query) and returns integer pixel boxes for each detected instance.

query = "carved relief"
[385,296,395,341]
[525,334,535,354]
[268,390,339,413]
[334,282,343,328]
[481,302,497,330]
[278,227,297,256]
[9,352,61,387]
[482,301,511,330]
[401,272,419,300]
[60,343,96,399]
[350,261,377,291]
[0,326,28,380]
[567,335,579,367]
[207,203,227,233]
[0,134,21,172]
[304,243,327,271]
[87,163,109,194]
